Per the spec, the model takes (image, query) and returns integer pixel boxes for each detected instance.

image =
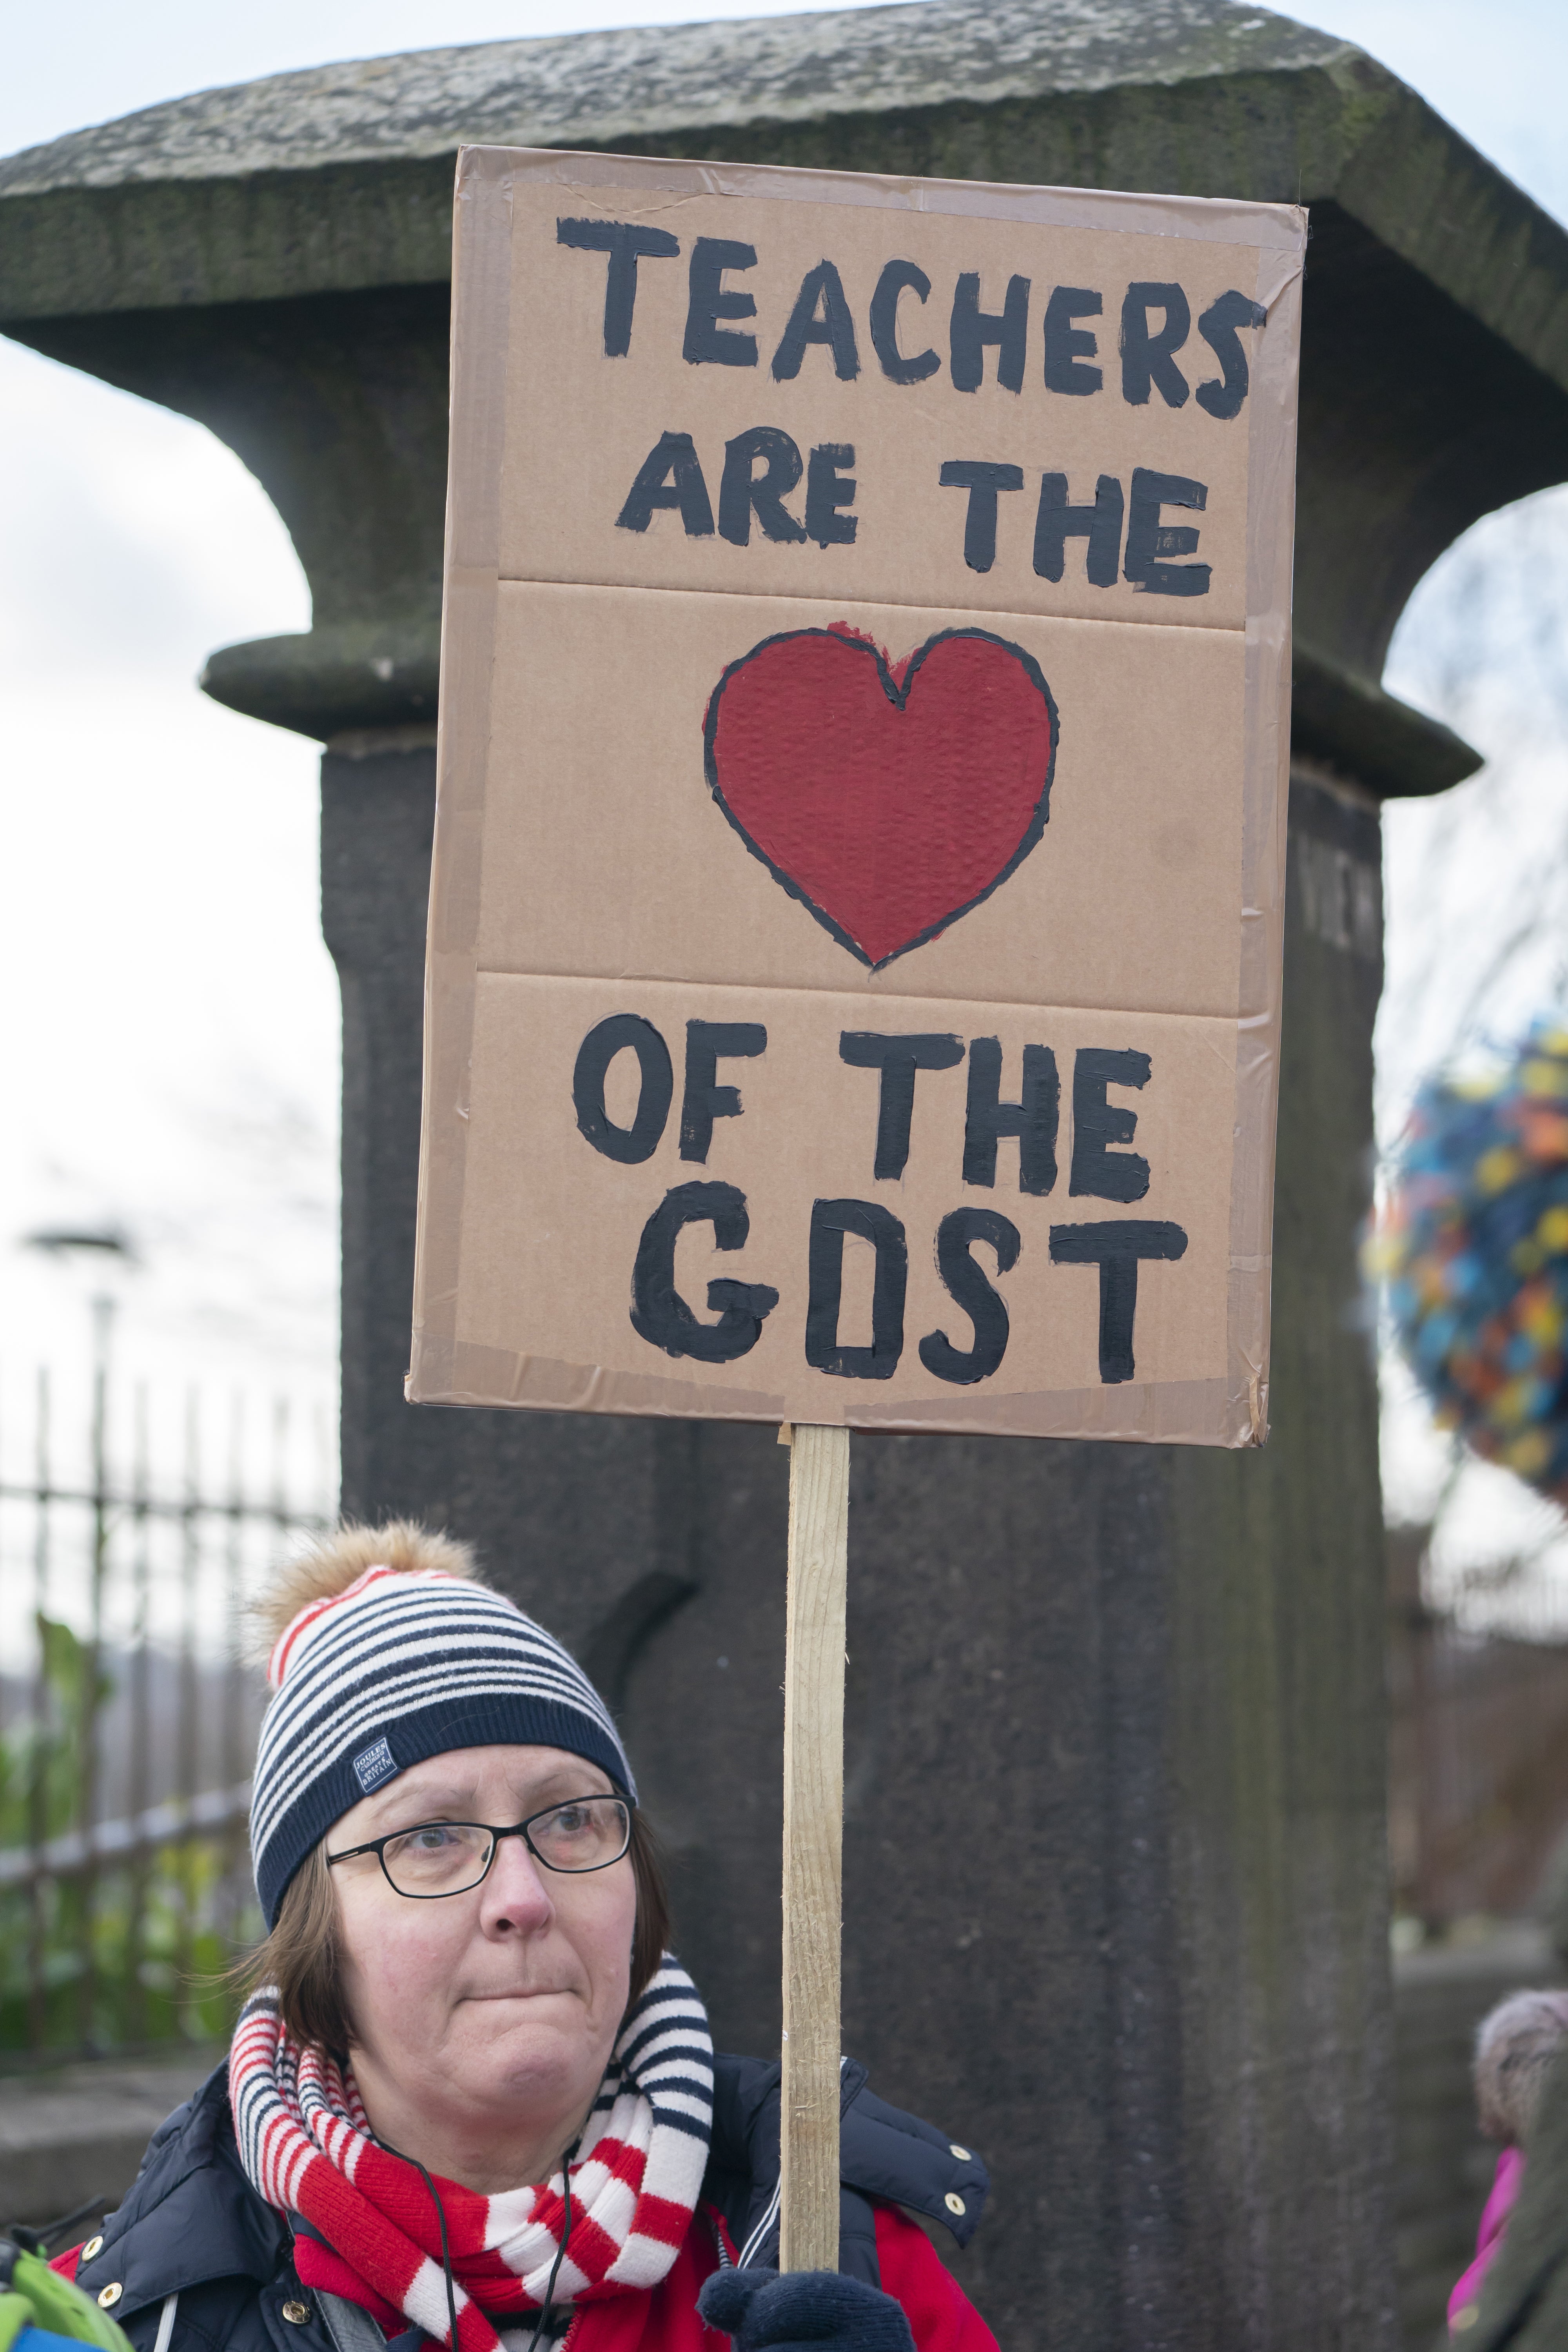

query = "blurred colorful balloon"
[1372,1020,1568,1497]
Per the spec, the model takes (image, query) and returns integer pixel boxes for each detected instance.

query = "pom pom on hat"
[1371,1018,1568,1497]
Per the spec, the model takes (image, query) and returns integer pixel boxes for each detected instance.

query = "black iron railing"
[0,1368,331,2061]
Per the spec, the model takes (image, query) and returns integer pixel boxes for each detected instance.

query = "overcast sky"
[1,0,1565,1572]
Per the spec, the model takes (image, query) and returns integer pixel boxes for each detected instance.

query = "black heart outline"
[702,625,1060,973]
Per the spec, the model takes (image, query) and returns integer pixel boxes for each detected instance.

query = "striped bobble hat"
[251,1562,635,1926]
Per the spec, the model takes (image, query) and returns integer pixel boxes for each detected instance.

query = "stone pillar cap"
[0,2,1354,209]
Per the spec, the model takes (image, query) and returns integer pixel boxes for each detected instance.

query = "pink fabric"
[1449,2145,1526,2330]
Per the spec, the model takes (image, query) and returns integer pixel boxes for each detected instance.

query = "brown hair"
[238,1519,669,2054]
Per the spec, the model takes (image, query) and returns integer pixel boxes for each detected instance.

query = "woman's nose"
[479,1831,555,1933]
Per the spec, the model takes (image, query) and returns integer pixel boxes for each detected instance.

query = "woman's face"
[329,1742,636,2183]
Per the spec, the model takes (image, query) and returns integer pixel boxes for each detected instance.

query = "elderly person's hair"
[1475,1989,1568,2144]
[242,1520,669,2055]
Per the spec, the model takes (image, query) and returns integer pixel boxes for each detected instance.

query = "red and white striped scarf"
[229,1960,714,2352]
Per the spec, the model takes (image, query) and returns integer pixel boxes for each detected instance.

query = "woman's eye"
[546,1802,610,1838]
[401,1824,459,1852]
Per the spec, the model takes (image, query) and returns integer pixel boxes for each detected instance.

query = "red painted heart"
[703,626,1058,971]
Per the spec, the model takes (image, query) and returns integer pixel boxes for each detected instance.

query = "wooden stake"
[779,1420,849,2274]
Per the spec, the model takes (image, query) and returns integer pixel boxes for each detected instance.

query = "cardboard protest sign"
[411,148,1304,1445]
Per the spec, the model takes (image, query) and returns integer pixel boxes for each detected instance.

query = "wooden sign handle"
[779,1420,849,2274]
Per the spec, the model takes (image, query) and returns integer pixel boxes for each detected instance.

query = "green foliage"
[0,1615,111,1849]
[0,1617,258,2056]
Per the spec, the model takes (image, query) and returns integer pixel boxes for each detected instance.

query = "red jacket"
[559,2206,994,2352]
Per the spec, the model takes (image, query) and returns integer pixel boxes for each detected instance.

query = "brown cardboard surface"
[475,585,1247,1018]
[501,175,1262,630]
[439,973,1234,1428]
[413,145,1304,1444]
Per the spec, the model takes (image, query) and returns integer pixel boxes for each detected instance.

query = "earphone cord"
[372,2136,461,2352]
[525,2136,579,2352]
[374,2130,581,2352]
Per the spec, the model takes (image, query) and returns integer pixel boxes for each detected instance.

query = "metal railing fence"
[0,1362,332,2063]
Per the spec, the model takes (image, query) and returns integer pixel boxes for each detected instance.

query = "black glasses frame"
[325,1795,632,1897]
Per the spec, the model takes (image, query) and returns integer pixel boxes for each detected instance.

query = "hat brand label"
[352,1736,397,1793]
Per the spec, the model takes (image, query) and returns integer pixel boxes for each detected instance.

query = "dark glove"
[698,2267,915,2352]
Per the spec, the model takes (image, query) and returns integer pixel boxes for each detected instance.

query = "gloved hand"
[0,2242,134,2352]
[698,2267,915,2352]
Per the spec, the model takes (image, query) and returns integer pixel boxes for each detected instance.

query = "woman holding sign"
[52,1530,994,2352]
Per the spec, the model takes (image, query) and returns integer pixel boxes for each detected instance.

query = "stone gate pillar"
[7,6,1568,2340]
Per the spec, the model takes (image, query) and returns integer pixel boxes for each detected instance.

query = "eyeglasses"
[326,1795,632,1898]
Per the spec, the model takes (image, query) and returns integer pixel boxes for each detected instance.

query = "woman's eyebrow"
[365,1778,475,1820]
[503,1779,614,1813]
[364,1769,612,1823]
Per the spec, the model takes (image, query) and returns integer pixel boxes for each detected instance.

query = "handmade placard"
[411,147,1305,1444]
